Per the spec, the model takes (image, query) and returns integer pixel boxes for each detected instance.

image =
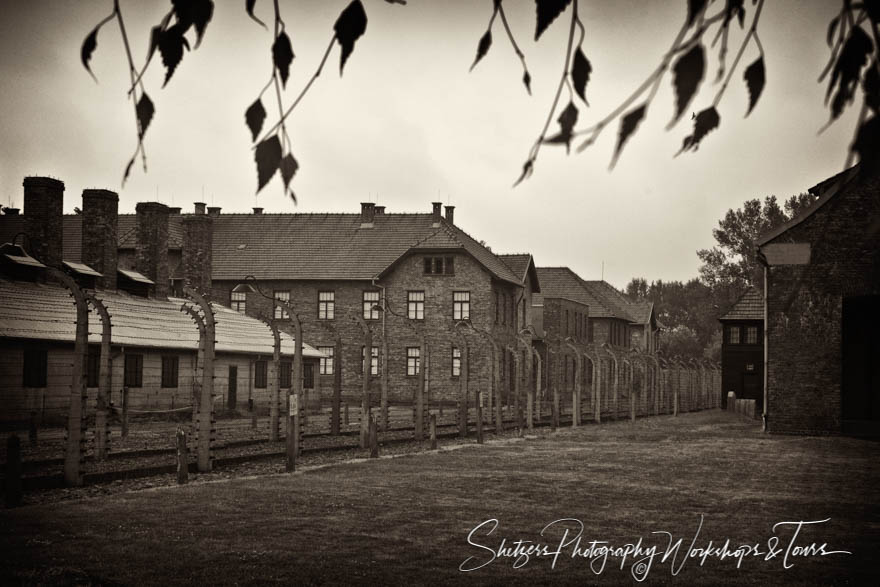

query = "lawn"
[2,411,878,586]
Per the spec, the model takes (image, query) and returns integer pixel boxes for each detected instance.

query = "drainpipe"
[757,251,769,432]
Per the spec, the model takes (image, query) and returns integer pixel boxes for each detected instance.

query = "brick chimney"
[3,208,20,215]
[444,205,455,224]
[207,206,221,217]
[135,202,170,298]
[82,189,118,290]
[360,202,375,227]
[431,202,442,226]
[374,206,385,216]
[23,177,64,267]
[253,207,263,215]
[169,206,182,215]
[194,202,206,215]
[182,209,214,293]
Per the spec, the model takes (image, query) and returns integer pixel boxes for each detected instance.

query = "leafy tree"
[80,0,880,198]
[696,193,817,291]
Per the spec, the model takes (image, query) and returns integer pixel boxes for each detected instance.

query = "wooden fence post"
[121,387,129,438]
[344,401,349,427]
[476,390,484,445]
[176,427,188,485]
[5,435,22,508]
[331,337,342,435]
[287,391,299,472]
[430,413,437,450]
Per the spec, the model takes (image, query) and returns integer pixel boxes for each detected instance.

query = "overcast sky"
[0,0,856,289]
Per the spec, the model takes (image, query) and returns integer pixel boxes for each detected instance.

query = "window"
[746,326,758,344]
[161,355,179,388]
[87,346,100,388]
[361,346,379,375]
[406,347,420,376]
[746,363,755,372]
[22,348,47,388]
[231,291,246,314]
[452,347,461,377]
[318,291,335,319]
[124,354,143,387]
[453,291,470,320]
[303,364,314,389]
[274,290,290,319]
[255,360,268,388]
[318,346,334,375]
[424,256,454,275]
[407,291,425,320]
[728,325,741,344]
[280,361,292,388]
[363,291,380,320]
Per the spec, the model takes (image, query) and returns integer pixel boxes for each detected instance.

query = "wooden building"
[718,288,763,411]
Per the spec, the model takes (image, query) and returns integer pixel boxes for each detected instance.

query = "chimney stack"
[23,177,64,267]
[360,202,375,227]
[374,206,385,215]
[207,206,221,217]
[194,202,206,215]
[82,189,118,290]
[444,205,455,224]
[253,207,263,215]
[169,206,182,215]
[431,202,442,226]
[3,208,20,215]
[183,209,213,294]
[135,202,170,298]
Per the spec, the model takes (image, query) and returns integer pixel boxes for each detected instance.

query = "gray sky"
[0,0,855,289]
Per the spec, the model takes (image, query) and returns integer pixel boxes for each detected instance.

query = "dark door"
[842,295,880,433]
[742,372,761,407]
[228,365,238,410]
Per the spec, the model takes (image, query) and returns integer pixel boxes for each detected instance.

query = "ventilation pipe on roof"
[444,205,455,224]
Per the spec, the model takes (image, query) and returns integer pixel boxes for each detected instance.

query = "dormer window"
[424,256,454,275]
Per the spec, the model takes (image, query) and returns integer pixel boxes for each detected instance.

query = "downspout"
[757,251,769,432]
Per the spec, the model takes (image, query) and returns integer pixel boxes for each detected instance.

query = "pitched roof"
[757,165,861,247]
[535,267,617,318]
[0,278,323,358]
[580,280,637,322]
[719,288,763,321]
[498,253,541,293]
[4,210,521,285]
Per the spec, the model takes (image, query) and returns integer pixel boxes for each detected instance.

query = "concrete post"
[88,295,112,460]
[184,287,216,473]
[176,427,188,484]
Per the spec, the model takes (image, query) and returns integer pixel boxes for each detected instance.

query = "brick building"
[0,177,322,423]
[718,288,763,410]
[758,165,880,435]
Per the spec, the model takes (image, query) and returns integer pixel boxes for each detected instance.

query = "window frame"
[318,291,335,320]
[728,325,741,345]
[318,346,335,375]
[23,348,48,388]
[124,353,143,388]
[453,291,471,321]
[361,346,379,376]
[423,255,455,275]
[274,290,290,320]
[406,347,420,376]
[231,290,247,314]
[86,346,100,388]
[363,290,380,320]
[745,325,759,345]
[280,360,292,388]
[161,355,179,388]
[255,360,268,388]
[407,291,425,320]
[452,346,461,377]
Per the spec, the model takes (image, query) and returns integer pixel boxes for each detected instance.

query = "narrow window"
[445,256,454,274]
[23,348,48,388]
[453,291,470,320]
[255,360,268,388]
[407,291,425,320]
[363,291,380,320]
[303,363,314,389]
[361,346,379,375]
[274,290,290,319]
[406,347,420,376]
[161,355,179,388]
[318,346,335,375]
[87,346,100,388]
[318,291,335,320]
[452,347,461,377]
[746,326,758,345]
[231,291,246,314]
[728,325,741,344]
[280,360,292,388]
[124,354,143,387]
